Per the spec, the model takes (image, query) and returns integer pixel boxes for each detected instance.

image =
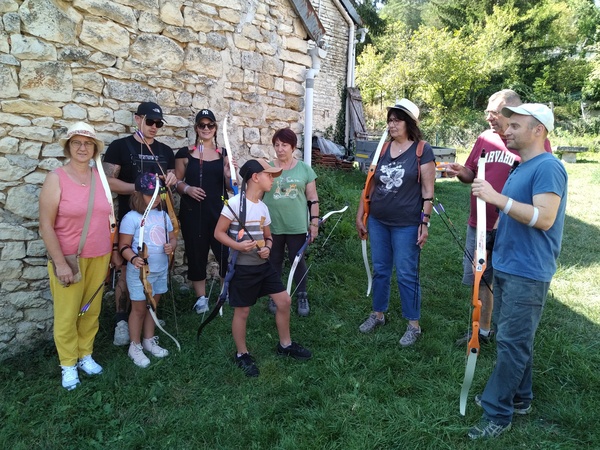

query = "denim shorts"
[126,265,168,301]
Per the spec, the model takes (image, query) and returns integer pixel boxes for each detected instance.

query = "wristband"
[130,255,139,264]
[265,237,273,242]
[184,185,190,195]
[119,245,131,256]
[420,221,430,228]
[310,215,319,220]
[503,198,513,214]
[527,207,539,227]
[422,213,430,218]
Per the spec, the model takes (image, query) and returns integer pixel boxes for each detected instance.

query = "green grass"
[1,159,599,449]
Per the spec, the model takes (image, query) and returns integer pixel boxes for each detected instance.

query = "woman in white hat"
[39,122,115,390]
[356,99,436,347]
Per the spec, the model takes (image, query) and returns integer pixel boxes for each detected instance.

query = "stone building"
[0,0,362,360]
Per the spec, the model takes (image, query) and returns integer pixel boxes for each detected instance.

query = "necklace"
[67,166,91,186]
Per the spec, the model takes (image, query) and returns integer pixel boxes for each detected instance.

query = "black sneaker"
[276,342,312,360]
[455,329,495,346]
[235,353,259,377]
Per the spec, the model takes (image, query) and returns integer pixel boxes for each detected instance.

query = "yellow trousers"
[49,253,111,366]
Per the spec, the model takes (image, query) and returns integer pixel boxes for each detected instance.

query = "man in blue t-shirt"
[467,104,568,440]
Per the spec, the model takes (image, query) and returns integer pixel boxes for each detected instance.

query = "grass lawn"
[1,153,599,449]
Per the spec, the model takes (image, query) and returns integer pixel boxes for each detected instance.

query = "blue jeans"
[368,216,421,321]
[480,270,550,425]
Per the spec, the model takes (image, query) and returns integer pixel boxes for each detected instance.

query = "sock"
[480,328,490,336]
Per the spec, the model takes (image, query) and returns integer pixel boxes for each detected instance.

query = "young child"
[118,173,176,368]
[214,159,312,377]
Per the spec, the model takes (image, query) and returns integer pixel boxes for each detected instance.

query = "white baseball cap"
[501,103,554,132]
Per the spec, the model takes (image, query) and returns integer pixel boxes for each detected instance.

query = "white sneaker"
[142,336,169,358]
[128,342,150,368]
[193,296,209,314]
[61,365,80,391]
[78,355,103,375]
[113,320,130,346]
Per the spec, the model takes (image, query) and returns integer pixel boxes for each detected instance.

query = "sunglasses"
[144,118,164,128]
[197,122,216,130]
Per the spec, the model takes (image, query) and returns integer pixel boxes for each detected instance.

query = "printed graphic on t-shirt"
[378,161,405,192]
[485,148,518,167]
[273,176,300,199]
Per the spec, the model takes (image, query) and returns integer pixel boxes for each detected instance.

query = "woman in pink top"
[39,122,114,391]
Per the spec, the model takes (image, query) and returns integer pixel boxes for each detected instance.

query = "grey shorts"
[461,225,494,286]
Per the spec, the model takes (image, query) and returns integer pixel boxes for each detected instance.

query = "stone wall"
[0,0,351,360]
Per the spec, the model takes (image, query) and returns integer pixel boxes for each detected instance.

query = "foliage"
[1,164,600,448]
[355,0,600,121]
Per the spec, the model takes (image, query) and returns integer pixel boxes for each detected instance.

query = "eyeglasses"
[144,119,164,128]
[70,140,95,150]
[197,122,216,130]
[387,117,404,124]
[485,110,501,118]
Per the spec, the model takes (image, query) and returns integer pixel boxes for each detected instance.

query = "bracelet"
[265,237,273,242]
[527,207,539,227]
[420,221,430,228]
[309,223,319,228]
[119,245,131,256]
[422,213,431,218]
[503,198,513,214]
[183,185,190,195]
[130,255,139,264]
[310,215,319,220]
[265,246,271,251]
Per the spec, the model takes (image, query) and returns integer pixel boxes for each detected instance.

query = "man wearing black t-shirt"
[103,101,177,346]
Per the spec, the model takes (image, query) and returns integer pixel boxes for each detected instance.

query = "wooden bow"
[138,174,181,351]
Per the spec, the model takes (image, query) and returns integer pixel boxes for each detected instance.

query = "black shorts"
[228,262,285,307]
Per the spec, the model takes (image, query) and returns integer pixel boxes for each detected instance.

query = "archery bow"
[79,155,117,316]
[459,149,487,415]
[359,130,389,296]
[135,129,180,245]
[197,193,247,339]
[138,174,181,351]
[286,205,349,295]
[222,116,238,194]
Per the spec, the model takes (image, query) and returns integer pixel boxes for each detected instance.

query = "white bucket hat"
[58,122,104,152]
[387,98,420,123]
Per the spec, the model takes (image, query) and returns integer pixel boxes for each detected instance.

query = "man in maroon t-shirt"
[446,89,552,345]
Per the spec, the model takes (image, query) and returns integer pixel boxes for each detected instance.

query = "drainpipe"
[304,44,326,166]
[331,0,355,148]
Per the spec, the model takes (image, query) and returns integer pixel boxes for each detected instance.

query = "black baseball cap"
[195,109,216,123]
[136,102,164,121]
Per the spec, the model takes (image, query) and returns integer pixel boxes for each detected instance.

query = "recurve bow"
[459,149,487,415]
[286,205,349,295]
[79,154,117,316]
[360,130,389,296]
[222,116,238,195]
[138,174,181,351]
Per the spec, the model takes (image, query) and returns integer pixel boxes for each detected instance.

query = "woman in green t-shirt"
[262,128,319,317]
